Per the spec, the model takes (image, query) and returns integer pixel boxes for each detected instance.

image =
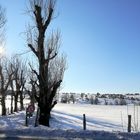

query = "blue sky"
[1,0,140,94]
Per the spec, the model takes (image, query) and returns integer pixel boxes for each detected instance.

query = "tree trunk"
[30,90,35,105]
[37,95,57,126]
[38,104,51,127]
[10,93,13,114]
[1,96,6,116]
[19,91,24,110]
[14,94,18,112]
[31,95,35,105]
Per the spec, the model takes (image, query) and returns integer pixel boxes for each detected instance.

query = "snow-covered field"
[52,103,140,132]
[0,102,140,139]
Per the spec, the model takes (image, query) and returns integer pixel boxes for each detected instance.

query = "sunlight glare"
[0,47,5,56]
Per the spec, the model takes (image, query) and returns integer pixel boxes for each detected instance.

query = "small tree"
[114,99,119,105]
[95,97,99,105]
[61,93,69,103]
[104,99,108,105]
[96,92,100,97]
[81,93,85,100]
[69,93,75,104]
[119,98,127,105]
[90,95,94,105]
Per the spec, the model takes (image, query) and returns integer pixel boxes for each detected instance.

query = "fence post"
[25,109,28,126]
[128,115,131,132]
[83,114,86,130]
[34,107,40,127]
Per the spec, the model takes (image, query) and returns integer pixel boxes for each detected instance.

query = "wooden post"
[83,114,86,130]
[25,109,28,126]
[34,107,40,127]
[128,115,131,132]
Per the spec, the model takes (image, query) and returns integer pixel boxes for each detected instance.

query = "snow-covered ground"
[52,103,140,132]
[0,103,140,139]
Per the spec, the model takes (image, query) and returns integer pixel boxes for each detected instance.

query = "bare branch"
[44,52,57,66]
[34,5,43,30]
[29,63,40,80]
[28,44,38,57]
[5,70,14,91]
[0,5,6,29]
[50,100,57,110]
[34,93,40,103]
[44,6,53,30]
[49,80,62,103]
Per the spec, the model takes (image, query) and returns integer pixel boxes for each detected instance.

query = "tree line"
[60,92,140,105]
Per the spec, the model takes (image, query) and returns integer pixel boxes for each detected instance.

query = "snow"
[52,103,140,132]
[0,103,140,139]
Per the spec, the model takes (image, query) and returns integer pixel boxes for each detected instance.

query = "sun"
[0,47,5,55]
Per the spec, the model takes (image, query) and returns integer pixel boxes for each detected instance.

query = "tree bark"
[38,100,51,126]
[14,93,18,112]
[1,96,6,115]
[39,107,50,126]
[10,92,14,114]
[19,91,24,110]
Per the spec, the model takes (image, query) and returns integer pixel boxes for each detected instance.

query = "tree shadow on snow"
[0,111,36,133]
[51,110,122,131]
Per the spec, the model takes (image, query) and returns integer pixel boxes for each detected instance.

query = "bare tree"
[0,5,6,45]
[10,57,27,112]
[9,74,14,114]
[0,58,13,115]
[26,0,66,126]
